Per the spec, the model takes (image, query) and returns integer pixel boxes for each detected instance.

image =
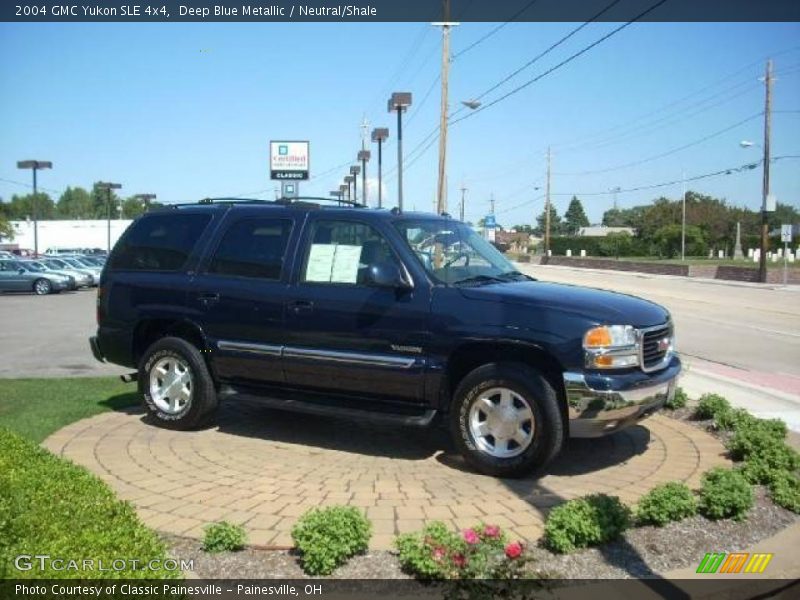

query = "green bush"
[693,393,731,420]
[713,407,755,432]
[699,468,753,521]
[635,482,697,527]
[0,427,178,579]
[739,442,800,485]
[726,420,788,461]
[202,521,247,553]
[544,494,631,554]
[291,506,371,576]
[664,387,688,410]
[395,521,528,580]
[769,472,800,514]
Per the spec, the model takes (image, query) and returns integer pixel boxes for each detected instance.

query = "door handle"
[198,292,220,306]
[288,300,314,315]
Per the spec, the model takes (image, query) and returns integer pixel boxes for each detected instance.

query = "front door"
[282,217,430,402]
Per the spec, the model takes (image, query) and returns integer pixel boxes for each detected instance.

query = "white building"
[577,225,636,237]
[4,219,133,252]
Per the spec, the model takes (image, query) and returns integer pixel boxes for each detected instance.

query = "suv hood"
[458,280,669,327]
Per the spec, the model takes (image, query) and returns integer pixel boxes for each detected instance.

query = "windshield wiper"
[497,270,534,281]
[452,274,506,286]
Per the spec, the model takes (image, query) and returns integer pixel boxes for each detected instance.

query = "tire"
[138,336,217,430]
[33,278,52,295]
[450,362,564,478]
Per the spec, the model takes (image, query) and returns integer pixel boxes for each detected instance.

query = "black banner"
[3,0,800,23]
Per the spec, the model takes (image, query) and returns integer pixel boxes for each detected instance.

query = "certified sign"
[270,141,309,180]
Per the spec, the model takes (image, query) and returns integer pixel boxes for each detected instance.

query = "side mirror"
[368,261,411,289]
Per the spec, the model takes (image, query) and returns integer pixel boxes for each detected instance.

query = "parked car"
[61,256,102,283]
[0,259,72,295]
[38,258,94,288]
[22,260,79,290]
[90,199,679,477]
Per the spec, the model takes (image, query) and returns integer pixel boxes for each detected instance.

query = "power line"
[451,0,542,61]
[450,0,671,127]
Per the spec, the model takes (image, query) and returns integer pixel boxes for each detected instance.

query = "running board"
[221,390,437,428]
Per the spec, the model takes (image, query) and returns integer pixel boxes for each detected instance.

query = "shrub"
[543,494,631,554]
[713,407,755,432]
[699,468,753,521]
[395,521,528,580]
[769,472,800,514]
[0,427,177,579]
[739,443,800,485]
[664,387,688,410]
[203,521,247,553]
[726,419,790,462]
[693,393,731,420]
[635,482,697,526]
[291,506,371,576]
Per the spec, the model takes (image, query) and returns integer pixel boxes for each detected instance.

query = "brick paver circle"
[44,401,730,549]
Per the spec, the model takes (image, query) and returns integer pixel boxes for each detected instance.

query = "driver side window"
[301,220,398,285]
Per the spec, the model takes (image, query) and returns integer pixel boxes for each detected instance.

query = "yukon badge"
[391,344,422,354]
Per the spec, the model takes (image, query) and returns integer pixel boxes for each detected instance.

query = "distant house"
[577,225,636,237]
[494,230,532,254]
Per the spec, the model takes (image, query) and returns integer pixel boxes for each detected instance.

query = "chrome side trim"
[283,347,417,369]
[217,341,282,356]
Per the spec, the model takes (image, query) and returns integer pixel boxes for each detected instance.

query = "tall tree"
[90,182,123,219]
[1,193,56,221]
[563,196,590,235]
[0,212,14,240]
[535,204,562,237]
[57,187,94,219]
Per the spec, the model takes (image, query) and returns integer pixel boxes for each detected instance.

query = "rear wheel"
[138,336,217,429]
[33,278,52,295]
[450,362,564,478]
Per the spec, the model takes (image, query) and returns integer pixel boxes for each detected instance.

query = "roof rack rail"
[165,197,367,209]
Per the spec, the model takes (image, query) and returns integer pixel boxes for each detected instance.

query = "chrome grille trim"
[638,322,673,373]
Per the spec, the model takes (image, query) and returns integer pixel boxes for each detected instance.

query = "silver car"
[0,259,72,295]
[38,258,94,288]
[60,256,102,285]
[22,260,79,290]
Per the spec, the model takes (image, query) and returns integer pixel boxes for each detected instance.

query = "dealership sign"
[270,141,309,180]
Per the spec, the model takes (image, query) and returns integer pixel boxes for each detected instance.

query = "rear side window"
[109,213,212,272]
[207,218,293,280]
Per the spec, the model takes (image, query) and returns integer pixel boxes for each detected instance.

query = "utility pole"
[681,171,687,261]
[490,193,495,215]
[459,184,467,222]
[758,59,774,284]
[434,0,458,215]
[544,147,552,257]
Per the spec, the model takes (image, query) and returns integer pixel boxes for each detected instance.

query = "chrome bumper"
[565,356,680,438]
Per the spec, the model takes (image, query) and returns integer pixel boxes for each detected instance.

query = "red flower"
[452,553,467,568]
[432,546,446,562]
[462,528,479,545]
[483,524,501,538]
[504,541,523,559]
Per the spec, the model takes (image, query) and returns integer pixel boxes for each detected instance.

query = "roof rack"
[165,197,367,209]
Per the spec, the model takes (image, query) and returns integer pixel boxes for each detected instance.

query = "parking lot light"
[97,182,122,252]
[371,128,389,208]
[134,193,157,212]
[388,92,412,211]
[16,160,52,256]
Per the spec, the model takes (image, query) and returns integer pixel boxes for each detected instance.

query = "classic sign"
[270,141,309,180]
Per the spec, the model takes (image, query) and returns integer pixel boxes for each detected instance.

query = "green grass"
[0,377,137,442]
[0,427,179,579]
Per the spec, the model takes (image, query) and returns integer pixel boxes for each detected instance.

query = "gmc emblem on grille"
[657,337,671,352]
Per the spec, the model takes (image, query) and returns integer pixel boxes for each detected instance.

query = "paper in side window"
[305,244,336,282]
[330,245,362,283]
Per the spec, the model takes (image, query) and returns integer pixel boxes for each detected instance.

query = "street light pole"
[350,165,360,205]
[681,171,687,261]
[358,150,370,206]
[433,0,458,216]
[134,193,157,213]
[16,160,52,256]
[759,59,774,284]
[388,92,412,212]
[97,182,122,253]
[459,184,467,222]
[544,147,552,258]
[371,128,389,209]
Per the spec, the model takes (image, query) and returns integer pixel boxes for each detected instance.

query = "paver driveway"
[44,400,730,549]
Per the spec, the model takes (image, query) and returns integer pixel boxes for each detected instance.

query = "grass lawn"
[0,377,137,442]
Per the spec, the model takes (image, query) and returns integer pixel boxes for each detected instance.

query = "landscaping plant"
[693,393,731,420]
[543,494,631,554]
[664,387,688,410]
[699,467,753,521]
[768,472,800,514]
[712,407,755,432]
[726,419,790,461]
[202,521,247,553]
[395,521,528,579]
[291,506,371,576]
[0,428,178,579]
[635,481,697,526]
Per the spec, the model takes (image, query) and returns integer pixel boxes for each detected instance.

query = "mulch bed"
[164,410,799,580]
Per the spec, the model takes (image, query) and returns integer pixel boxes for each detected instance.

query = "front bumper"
[565,355,681,438]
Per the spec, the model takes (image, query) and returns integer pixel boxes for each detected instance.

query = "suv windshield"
[394,219,525,285]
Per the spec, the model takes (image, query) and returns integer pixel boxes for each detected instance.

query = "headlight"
[583,325,639,369]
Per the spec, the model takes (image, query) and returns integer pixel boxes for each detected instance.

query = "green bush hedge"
[699,468,753,521]
[726,419,789,461]
[543,494,631,554]
[693,394,731,420]
[635,482,697,527]
[291,506,371,576]
[203,521,247,553]
[0,427,178,579]
[664,387,688,410]
[768,472,800,514]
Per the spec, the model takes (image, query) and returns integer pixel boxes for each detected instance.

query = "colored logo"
[279,145,288,155]
[696,552,773,574]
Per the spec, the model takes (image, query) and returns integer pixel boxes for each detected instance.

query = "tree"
[653,224,706,258]
[534,204,562,237]
[512,224,533,234]
[121,196,147,218]
[0,212,14,241]
[0,193,56,221]
[90,182,123,219]
[57,187,94,219]
[563,196,590,236]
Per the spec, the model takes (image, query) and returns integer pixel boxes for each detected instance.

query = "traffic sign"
[781,224,792,243]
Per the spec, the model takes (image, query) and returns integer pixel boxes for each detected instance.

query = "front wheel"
[33,278,52,295]
[450,362,564,478]
[138,336,217,429]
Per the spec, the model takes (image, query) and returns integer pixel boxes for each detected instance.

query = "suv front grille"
[639,323,672,372]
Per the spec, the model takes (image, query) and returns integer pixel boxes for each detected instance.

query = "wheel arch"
[132,318,211,368]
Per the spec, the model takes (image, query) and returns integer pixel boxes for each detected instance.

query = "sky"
[1,21,799,226]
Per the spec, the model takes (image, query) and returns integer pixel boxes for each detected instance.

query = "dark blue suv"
[90,198,680,477]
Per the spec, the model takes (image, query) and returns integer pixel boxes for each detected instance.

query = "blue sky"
[1,21,798,226]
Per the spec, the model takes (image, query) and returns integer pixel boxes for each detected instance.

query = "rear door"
[0,260,27,291]
[191,211,297,386]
